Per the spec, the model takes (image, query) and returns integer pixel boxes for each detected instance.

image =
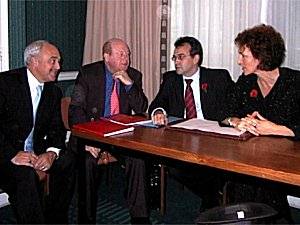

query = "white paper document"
[170,118,246,137]
[287,195,300,209]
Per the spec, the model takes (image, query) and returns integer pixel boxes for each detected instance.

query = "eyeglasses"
[114,51,130,59]
[171,54,191,61]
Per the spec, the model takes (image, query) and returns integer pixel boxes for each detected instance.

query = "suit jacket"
[69,60,148,126]
[0,67,66,167]
[148,67,233,121]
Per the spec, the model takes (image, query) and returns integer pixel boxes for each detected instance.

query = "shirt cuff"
[125,84,133,92]
[151,107,167,118]
[46,147,61,159]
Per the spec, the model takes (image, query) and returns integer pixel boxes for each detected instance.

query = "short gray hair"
[24,40,49,66]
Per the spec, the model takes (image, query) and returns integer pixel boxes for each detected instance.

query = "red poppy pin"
[201,83,208,93]
[249,89,258,98]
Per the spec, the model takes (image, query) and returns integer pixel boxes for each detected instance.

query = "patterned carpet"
[2,163,300,224]
[67,162,200,224]
[0,162,201,224]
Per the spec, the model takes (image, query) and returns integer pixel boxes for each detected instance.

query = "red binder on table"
[73,119,134,137]
[103,114,151,126]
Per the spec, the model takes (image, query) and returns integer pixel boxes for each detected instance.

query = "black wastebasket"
[195,202,277,224]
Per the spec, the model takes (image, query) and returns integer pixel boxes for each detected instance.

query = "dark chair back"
[196,202,277,224]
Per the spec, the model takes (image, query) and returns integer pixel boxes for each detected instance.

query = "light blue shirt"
[24,69,44,151]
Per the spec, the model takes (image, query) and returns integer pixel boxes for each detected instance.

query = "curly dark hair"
[174,36,203,66]
[234,24,286,71]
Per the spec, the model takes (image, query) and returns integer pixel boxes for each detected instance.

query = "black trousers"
[78,149,150,224]
[0,150,75,224]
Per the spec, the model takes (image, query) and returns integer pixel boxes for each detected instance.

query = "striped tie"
[185,79,197,119]
[110,80,120,115]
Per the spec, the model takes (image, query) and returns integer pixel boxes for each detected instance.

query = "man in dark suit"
[0,40,75,224]
[69,38,149,224]
[149,36,234,211]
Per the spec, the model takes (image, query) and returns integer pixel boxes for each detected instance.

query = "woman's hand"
[236,117,259,136]
[237,111,274,136]
[239,111,294,137]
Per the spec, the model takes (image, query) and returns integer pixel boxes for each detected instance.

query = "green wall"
[9,0,87,71]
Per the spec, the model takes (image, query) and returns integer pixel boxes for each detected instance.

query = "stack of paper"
[169,118,251,140]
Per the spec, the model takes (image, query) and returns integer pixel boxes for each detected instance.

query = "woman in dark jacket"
[223,24,300,223]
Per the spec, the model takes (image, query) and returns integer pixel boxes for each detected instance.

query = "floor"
[67,162,202,224]
[1,163,300,224]
[0,163,201,224]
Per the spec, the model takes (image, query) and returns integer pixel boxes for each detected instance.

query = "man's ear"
[193,54,200,65]
[30,57,39,67]
[103,53,109,62]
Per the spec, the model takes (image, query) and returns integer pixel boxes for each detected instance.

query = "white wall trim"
[0,0,9,72]
[57,70,78,81]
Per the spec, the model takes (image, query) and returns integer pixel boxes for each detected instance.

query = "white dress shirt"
[152,68,204,119]
[24,69,60,157]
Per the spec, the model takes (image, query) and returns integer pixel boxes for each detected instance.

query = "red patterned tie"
[110,80,120,115]
[185,79,197,119]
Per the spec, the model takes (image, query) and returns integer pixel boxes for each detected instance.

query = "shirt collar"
[182,67,200,81]
[27,68,44,89]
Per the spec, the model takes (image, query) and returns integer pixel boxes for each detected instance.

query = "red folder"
[73,119,134,137]
[104,114,151,126]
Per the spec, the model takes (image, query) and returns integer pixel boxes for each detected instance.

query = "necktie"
[33,85,42,121]
[185,79,197,119]
[110,80,120,115]
[25,85,43,151]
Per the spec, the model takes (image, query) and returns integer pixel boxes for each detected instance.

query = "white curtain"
[83,0,161,102]
[170,0,300,81]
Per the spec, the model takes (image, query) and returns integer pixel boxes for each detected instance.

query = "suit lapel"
[177,75,184,102]
[91,62,106,117]
[199,67,208,118]
[35,83,47,126]
[175,74,185,116]
[18,68,34,128]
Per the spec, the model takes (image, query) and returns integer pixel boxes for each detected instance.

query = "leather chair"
[61,96,71,130]
[37,96,73,196]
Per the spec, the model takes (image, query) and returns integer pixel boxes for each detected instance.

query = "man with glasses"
[149,36,233,211]
[69,38,149,224]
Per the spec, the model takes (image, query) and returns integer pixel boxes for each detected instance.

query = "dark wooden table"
[73,125,300,186]
[72,125,300,222]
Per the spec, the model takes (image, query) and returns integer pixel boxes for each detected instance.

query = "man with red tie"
[69,38,149,224]
[149,36,234,211]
